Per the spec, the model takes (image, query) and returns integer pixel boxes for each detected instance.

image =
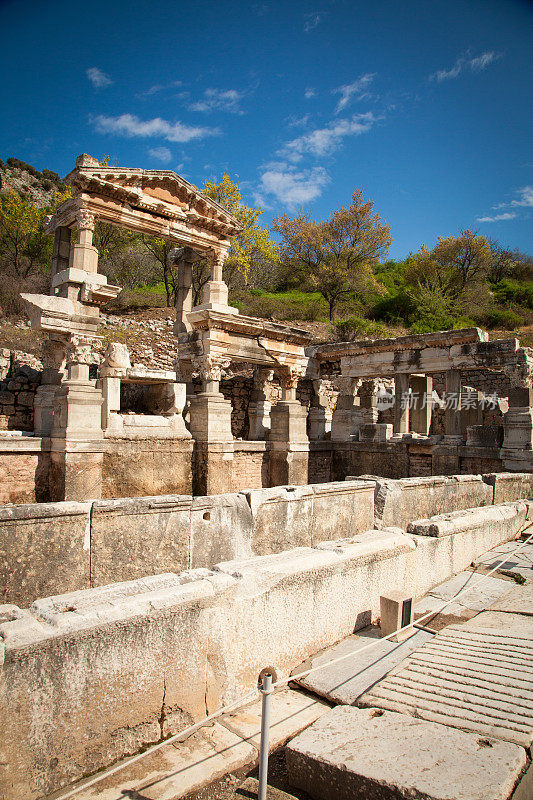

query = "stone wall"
[0,479,375,607]
[1,498,529,800]
[102,438,194,498]
[0,356,41,432]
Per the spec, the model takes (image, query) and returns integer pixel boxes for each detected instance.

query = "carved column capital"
[76,208,96,232]
[66,335,102,367]
[193,355,231,384]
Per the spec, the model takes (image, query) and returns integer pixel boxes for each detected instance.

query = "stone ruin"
[0,153,530,504]
[1,155,532,800]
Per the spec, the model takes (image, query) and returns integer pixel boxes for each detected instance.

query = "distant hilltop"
[0,156,67,207]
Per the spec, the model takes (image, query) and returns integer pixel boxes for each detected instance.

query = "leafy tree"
[405,230,492,318]
[0,191,52,280]
[272,190,391,320]
[202,174,278,289]
[140,235,177,305]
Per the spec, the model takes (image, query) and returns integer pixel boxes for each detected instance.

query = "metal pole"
[258,672,273,800]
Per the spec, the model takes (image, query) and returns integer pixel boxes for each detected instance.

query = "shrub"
[492,280,533,310]
[370,290,415,324]
[333,315,389,341]
[482,308,524,330]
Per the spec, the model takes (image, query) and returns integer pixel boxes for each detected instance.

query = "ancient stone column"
[49,334,105,502]
[444,369,463,442]
[34,337,67,437]
[308,379,333,441]
[171,246,195,334]
[50,227,71,286]
[188,355,234,494]
[393,373,410,435]
[409,374,433,435]
[501,386,533,471]
[269,365,309,486]
[248,368,273,440]
[197,248,233,312]
[331,377,360,441]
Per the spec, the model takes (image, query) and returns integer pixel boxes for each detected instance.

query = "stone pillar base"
[192,442,234,495]
[52,381,104,441]
[49,441,104,501]
[248,400,271,440]
[269,443,309,487]
[189,392,233,442]
[34,385,59,437]
[269,400,309,486]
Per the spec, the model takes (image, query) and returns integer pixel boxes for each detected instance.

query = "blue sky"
[1,0,532,259]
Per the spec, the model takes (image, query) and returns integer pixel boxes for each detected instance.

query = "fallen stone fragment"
[286,705,527,800]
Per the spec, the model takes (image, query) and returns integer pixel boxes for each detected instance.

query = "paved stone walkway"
[359,611,533,747]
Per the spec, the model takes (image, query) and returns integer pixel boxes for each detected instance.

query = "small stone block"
[380,592,413,642]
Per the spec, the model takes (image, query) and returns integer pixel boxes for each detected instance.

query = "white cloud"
[257,163,329,206]
[148,146,172,164]
[305,87,316,99]
[430,51,500,82]
[86,67,113,88]
[511,185,533,207]
[287,114,310,128]
[469,51,498,71]
[190,88,245,114]
[477,212,517,223]
[137,80,183,99]
[333,74,375,113]
[281,112,377,162]
[304,12,323,32]
[91,113,219,142]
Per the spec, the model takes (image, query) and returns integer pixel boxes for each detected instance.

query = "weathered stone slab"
[308,480,374,542]
[219,688,330,749]
[243,480,374,557]
[293,628,434,705]
[426,571,511,610]
[359,615,533,747]
[473,540,533,583]
[488,583,533,615]
[407,502,527,538]
[68,722,256,800]
[286,705,527,800]
[0,500,91,607]
[484,472,533,504]
[360,474,493,530]
[190,492,252,568]
[90,495,192,585]
[244,485,314,555]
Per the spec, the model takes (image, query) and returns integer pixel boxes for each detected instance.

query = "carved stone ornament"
[193,355,231,383]
[278,364,306,391]
[66,335,102,366]
[503,347,533,389]
[76,208,96,231]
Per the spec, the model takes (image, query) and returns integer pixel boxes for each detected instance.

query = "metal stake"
[258,672,273,800]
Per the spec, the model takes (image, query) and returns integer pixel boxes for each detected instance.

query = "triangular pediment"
[66,154,242,236]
